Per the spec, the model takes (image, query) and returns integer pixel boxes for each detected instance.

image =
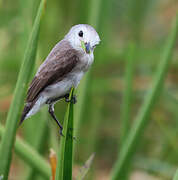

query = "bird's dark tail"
[19,103,33,126]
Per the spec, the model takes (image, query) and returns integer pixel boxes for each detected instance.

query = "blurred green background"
[0,0,178,179]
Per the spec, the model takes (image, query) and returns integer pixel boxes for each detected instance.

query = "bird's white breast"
[43,71,84,99]
[76,53,94,72]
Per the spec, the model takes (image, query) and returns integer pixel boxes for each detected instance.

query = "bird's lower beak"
[81,41,91,54]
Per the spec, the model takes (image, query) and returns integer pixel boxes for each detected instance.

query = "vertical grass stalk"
[120,43,135,145]
[111,15,178,180]
[26,107,49,180]
[55,88,74,180]
[0,0,46,179]
[73,0,101,145]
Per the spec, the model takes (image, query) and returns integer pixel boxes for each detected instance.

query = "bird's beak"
[81,41,91,54]
[85,42,91,54]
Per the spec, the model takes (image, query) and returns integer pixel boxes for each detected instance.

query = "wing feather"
[26,43,79,102]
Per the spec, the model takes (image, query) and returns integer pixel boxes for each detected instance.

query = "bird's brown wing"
[26,48,79,102]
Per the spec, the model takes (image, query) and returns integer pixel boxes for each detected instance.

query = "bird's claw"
[59,128,64,137]
[71,96,77,104]
[65,95,77,104]
[58,127,77,141]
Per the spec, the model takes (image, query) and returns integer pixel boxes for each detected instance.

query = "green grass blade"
[111,15,178,180]
[26,107,49,180]
[74,0,101,139]
[0,0,46,179]
[0,124,51,179]
[120,43,135,145]
[88,0,101,26]
[85,98,103,157]
[74,76,90,138]
[173,170,178,180]
[73,0,101,155]
[55,88,74,180]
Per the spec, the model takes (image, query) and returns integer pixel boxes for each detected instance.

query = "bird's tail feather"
[19,102,33,126]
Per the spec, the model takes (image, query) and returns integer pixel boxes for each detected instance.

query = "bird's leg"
[46,96,64,105]
[48,104,63,136]
[65,94,77,104]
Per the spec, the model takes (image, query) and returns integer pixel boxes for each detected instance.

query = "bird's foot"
[65,95,77,104]
[46,96,63,105]
[46,99,52,104]
[58,126,78,141]
[59,127,64,137]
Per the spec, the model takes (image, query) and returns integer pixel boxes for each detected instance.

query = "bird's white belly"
[26,71,84,119]
[44,79,72,99]
[44,71,84,99]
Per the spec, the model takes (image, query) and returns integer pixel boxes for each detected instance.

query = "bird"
[20,24,100,135]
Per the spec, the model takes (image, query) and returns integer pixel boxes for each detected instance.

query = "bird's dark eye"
[78,30,83,37]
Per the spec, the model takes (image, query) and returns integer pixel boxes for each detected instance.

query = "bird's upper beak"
[81,41,91,54]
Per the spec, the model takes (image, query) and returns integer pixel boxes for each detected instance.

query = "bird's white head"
[64,24,100,54]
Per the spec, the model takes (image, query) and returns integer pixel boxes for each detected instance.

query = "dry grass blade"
[49,149,57,180]
[76,153,95,180]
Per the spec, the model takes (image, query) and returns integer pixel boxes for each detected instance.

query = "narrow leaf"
[73,0,102,152]
[120,43,135,145]
[55,88,74,180]
[0,0,46,179]
[111,15,178,180]
[26,107,49,180]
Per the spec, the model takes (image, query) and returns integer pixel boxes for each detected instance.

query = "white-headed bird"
[20,24,100,135]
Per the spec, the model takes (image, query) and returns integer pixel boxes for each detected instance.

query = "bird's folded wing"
[26,48,79,102]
